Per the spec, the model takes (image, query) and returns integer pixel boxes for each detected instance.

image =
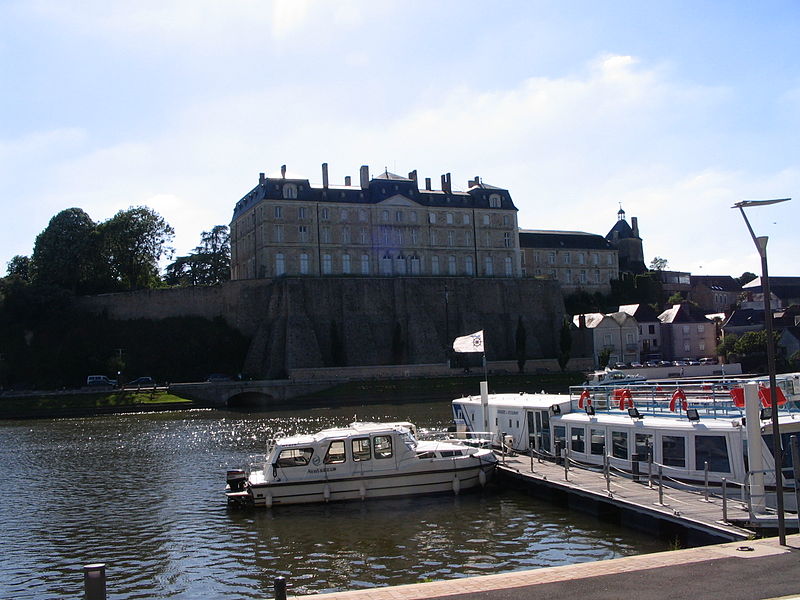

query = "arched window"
[275,253,285,276]
[299,253,309,275]
[504,256,513,276]
[465,255,474,276]
[342,254,351,274]
[361,254,370,275]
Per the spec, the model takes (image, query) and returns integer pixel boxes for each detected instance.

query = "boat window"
[324,440,346,464]
[590,428,605,456]
[762,432,796,471]
[571,426,585,453]
[373,435,393,459]
[439,450,465,457]
[694,435,730,472]
[635,433,653,461]
[662,435,686,468]
[352,437,371,462]
[276,447,314,467]
[612,431,628,459]
[416,451,435,459]
[553,425,566,454]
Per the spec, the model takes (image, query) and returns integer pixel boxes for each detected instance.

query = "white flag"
[453,330,484,353]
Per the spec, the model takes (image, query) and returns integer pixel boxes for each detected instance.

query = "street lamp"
[732,197,790,545]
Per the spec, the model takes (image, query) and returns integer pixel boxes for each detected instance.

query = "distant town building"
[619,303,662,359]
[742,276,800,309]
[518,230,618,293]
[658,302,716,360]
[573,311,640,367]
[605,207,646,275]
[688,275,741,313]
[230,164,522,280]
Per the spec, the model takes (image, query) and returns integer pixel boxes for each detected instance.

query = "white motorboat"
[452,373,800,510]
[226,421,497,508]
[583,369,647,386]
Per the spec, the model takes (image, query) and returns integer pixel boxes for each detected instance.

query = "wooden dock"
[496,454,756,542]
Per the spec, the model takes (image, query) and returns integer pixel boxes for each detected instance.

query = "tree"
[667,292,684,305]
[31,208,102,292]
[557,318,572,372]
[6,255,31,281]
[736,272,758,287]
[101,207,174,290]
[716,334,738,360]
[598,347,612,369]
[164,225,230,286]
[649,256,668,271]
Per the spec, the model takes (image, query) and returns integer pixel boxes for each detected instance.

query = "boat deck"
[497,453,760,541]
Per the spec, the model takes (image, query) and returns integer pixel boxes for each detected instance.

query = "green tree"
[557,318,572,372]
[736,272,758,287]
[101,207,174,290]
[649,256,668,271]
[716,334,738,360]
[598,347,612,369]
[667,292,684,305]
[6,255,31,281]
[31,208,103,292]
[165,225,230,286]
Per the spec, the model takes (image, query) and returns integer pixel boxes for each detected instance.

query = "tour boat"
[452,374,800,510]
[226,421,497,507]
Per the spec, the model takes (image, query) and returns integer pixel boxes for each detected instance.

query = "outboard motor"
[226,469,247,492]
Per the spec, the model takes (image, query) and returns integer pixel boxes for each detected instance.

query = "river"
[0,398,668,598]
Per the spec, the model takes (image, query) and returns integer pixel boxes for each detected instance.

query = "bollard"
[83,564,106,600]
[722,478,728,523]
[604,454,610,492]
[791,435,800,532]
[563,448,569,481]
[704,461,709,502]
[274,576,287,600]
[631,454,640,483]
[647,450,653,489]
[658,466,664,505]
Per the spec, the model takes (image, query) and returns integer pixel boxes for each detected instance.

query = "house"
[658,302,716,360]
[518,230,618,293]
[742,277,800,309]
[230,164,521,280]
[619,303,662,360]
[656,270,692,304]
[573,311,640,367]
[688,275,741,313]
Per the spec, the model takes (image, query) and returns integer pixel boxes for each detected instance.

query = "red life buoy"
[758,385,787,407]
[670,388,688,412]
[730,387,745,408]
[614,388,632,410]
[578,389,591,409]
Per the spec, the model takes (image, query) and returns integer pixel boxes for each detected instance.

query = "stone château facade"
[230,164,522,280]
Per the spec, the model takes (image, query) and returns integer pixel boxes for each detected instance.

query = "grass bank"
[0,388,193,419]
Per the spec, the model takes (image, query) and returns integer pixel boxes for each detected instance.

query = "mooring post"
[658,466,664,505]
[604,454,610,492]
[704,461,709,502]
[274,576,287,600]
[83,564,106,600]
[563,447,569,481]
[721,478,728,523]
[631,454,640,483]
[647,449,653,488]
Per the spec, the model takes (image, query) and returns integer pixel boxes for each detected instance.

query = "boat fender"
[479,468,487,488]
[323,483,331,502]
[452,475,461,496]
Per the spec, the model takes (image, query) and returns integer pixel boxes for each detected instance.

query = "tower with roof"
[605,206,646,275]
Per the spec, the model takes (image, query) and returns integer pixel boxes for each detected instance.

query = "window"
[429,212,436,224]
[465,255,474,276]
[648,324,655,334]
[465,231,471,245]
[342,254,351,274]
[380,254,392,275]
[548,252,556,265]
[411,229,418,245]
[607,255,613,265]
[503,215,510,227]
[448,255,456,275]
[571,426,585,453]
[591,253,598,265]
[373,435,393,459]
[321,226,331,244]
[352,438,371,461]
[682,325,690,335]
[578,253,586,265]
[340,209,348,221]
[489,194,501,208]
[275,253,285,276]
[431,255,440,275]
[395,255,407,275]
[282,184,298,199]
[298,225,308,242]
[324,440,346,464]
[482,214,490,226]
[626,333,634,344]
[360,228,368,244]
[662,435,686,468]
[553,425,566,454]
[359,209,368,222]
[299,253,309,275]
[580,270,587,284]
[410,211,418,223]
[699,341,706,351]
[695,436,730,472]
[697,324,705,333]
[590,428,605,456]
[273,224,284,243]
[410,256,420,275]
[277,447,313,467]
[684,342,691,352]
[635,433,653,460]
[563,253,571,265]
[447,230,455,246]
[503,232,511,248]
[382,210,389,222]
[395,210,403,222]
[484,256,493,276]
[361,254,370,275]
[504,256,513,276]
[463,213,470,225]
[298,206,307,219]
[321,207,329,220]
[612,431,628,459]
[274,206,283,219]
[446,212,454,224]
[342,226,351,244]
[322,254,332,274]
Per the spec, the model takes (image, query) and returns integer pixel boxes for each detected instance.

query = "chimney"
[441,172,452,193]
[425,177,431,191]
[408,170,417,184]
[345,175,352,186]
[471,175,480,187]
[259,172,265,184]
[631,216,639,238]
[360,165,369,189]
[322,163,329,189]
[281,164,286,179]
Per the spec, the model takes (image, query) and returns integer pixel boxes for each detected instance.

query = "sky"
[1,0,798,278]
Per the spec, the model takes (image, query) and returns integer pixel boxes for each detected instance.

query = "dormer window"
[283,184,298,199]
[489,194,501,208]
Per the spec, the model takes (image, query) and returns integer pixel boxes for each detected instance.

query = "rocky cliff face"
[76,277,564,379]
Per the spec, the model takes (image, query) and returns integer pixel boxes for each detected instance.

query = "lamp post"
[732,197,790,545]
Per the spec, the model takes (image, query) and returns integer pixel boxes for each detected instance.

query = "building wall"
[520,246,618,293]
[661,321,717,360]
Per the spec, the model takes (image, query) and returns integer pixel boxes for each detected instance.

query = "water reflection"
[0,403,667,599]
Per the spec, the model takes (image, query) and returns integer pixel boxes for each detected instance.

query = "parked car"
[672,360,688,367]
[699,357,718,365]
[686,359,701,366]
[128,376,156,386]
[86,375,117,387]
[644,360,660,368]
[612,362,628,369]
[629,362,643,369]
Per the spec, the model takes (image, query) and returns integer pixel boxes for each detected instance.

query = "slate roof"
[232,170,518,220]
[721,309,764,328]
[690,275,741,292]
[620,303,660,322]
[605,218,637,241]
[519,230,614,250]
[658,303,712,324]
